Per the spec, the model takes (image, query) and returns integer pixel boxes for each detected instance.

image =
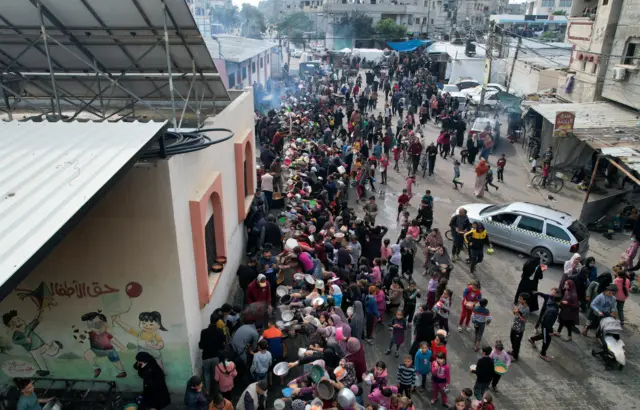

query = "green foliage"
[211,4,240,28]
[347,11,376,39]
[376,19,407,41]
[552,10,567,15]
[240,4,267,39]
[278,12,313,46]
[540,31,559,40]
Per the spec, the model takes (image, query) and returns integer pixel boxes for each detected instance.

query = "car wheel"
[532,247,553,265]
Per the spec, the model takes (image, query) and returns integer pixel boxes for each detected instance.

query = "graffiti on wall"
[0,280,189,391]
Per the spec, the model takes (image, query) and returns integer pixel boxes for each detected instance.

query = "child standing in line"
[489,341,511,393]
[421,190,434,207]
[509,293,530,361]
[381,238,393,261]
[459,281,482,332]
[405,175,416,199]
[431,333,448,359]
[453,160,464,190]
[214,357,237,400]
[427,274,438,309]
[367,360,389,391]
[393,144,402,171]
[397,189,410,221]
[414,341,432,393]
[434,289,452,333]
[430,352,451,406]
[397,354,416,399]
[386,310,407,357]
[460,147,469,164]
[472,298,492,352]
[496,154,506,183]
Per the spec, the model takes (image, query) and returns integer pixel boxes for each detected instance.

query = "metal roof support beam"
[0,79,51,116]
[1,35,42,75]
[67,39,163,121]
[0,14,65,70]
[37,1,61,117]
[29,0,107,73]
[130,0,179,71]
[177,61,196,129]
[162,0,177,130]
[102,79,174,121]
[161,0,215,99]
[44,33,166,120]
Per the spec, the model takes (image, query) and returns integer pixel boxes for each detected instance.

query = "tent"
[386,39,434,52]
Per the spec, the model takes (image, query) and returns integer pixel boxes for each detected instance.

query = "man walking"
[449,208,471,262]
[529,292,561,362]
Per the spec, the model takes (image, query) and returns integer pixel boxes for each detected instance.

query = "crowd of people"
[8,49,625,410]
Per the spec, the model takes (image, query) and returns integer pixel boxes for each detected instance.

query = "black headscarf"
[595,272,613,294]
[135,352,171,409]
[521,257,543,281]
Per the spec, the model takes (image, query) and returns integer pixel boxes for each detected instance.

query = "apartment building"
[527,0,573,15]
[558,0,639,109]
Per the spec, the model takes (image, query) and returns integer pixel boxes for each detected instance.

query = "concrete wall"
[0,161,193,392]
[167,89,256,377]
[601,0,640,109]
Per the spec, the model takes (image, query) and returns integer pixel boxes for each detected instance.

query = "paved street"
[323,97,640,410]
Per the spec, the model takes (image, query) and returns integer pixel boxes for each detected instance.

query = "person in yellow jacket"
[464,223,491,273]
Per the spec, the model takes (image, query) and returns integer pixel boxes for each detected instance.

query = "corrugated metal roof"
[529,102,640,129]
[575,127,640,173]
[0,120,167,289]
[205,35,275,63]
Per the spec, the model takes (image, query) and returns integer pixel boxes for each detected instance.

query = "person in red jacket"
[246,274,271,305]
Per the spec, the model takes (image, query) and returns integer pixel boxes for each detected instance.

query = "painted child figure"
[82,311,127,378]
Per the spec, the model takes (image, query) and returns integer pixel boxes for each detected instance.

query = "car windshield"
[568,220,589,242]
[479,204,508,215]
[443,85,458,92]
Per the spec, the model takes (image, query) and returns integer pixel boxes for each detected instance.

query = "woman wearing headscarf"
[389,244,401,269]
[134,352,171,410]
[409,304,436,357]
[365,225,389,260]
[514,257,543,312]
[570,265,589,313]
[345,337,367,380]
[474,159,489,197]
[330,284,343,308]
[330,314,352,351]
[555,279,580,342]
[559,253,583,295]
[423,228,444,272]
[349,300,366,340]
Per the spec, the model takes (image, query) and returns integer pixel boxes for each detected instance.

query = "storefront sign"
[554,111,575,137]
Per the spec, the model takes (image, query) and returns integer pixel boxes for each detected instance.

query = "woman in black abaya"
[409,304,436,357]
[134,352,171,410]
[514,257,544,312]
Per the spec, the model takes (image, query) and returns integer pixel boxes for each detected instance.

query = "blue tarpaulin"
[386,39,434,52]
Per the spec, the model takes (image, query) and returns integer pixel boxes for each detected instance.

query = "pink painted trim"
[567,21,593,42]
[234,130,256,222]
[189,173,227,308]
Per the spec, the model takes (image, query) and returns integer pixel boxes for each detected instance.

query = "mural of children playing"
[81,311,127,378]
[112,311,167,370]
[3,309,63,376]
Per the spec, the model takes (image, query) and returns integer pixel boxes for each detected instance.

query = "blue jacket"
[365,295,380,318]
[591,293,617,316]
[414,349,432,374]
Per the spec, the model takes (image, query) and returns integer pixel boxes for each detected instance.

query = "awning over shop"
[494,92,522,108]
[0,120,167,294]
[386,39,434,52]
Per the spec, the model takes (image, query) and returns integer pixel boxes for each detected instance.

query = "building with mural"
[0,0,255,402]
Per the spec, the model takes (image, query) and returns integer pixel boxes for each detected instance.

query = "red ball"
[125,282,143,298]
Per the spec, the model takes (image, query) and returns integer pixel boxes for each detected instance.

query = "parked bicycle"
[530,171,564,193]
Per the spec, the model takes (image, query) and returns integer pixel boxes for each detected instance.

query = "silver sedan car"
[452,202,590,264]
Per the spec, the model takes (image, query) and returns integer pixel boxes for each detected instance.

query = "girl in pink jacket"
[214,360,237,397]
[368,385,398,408]
[430,352,450,406]
[375,287,386,317]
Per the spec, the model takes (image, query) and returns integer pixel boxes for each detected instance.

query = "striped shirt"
[397,364,416,386]
[471,305,492,324]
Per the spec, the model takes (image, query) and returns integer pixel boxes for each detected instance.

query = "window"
[517,216,544,234]
[242,66,247,80]
[204,215,217,274]
[591,62,597,73]
[260,57,264,68]
[237,71,241,83]
[559,0,571,6]
[228,73,235,88]
[546,224,571,242]
[541,0,554,6]
[623,41,639,65]
[431,18,434,24]
[581,60,587,71]
[491,213,518,225]
[602,0,608,4]
[252,61,256,73]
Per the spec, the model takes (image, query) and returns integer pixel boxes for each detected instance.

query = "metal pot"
[282,310,295,322]
[273,361,290,377]
[337,388,356,408]
[43,399,62,410]
[317,379,335,400]
[279,294,292,305]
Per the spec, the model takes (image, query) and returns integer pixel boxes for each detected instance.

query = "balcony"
[566,17,593,49]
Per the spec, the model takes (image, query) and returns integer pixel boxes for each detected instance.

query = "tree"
[210,4,240,30]
[277,12,313,47]
[347,11,375,40]
[376,19,407,41]
[240,4,267,39]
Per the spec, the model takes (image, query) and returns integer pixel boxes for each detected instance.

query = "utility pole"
[506,36,521,94]
[477,20,494,115]
[426,0,432,38]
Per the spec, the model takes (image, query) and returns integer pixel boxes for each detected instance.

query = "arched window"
[234,130,255,221]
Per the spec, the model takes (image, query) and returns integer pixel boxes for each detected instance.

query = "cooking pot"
[43,399,63,410]
[337,388,356,408]
[274,362,290,377]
